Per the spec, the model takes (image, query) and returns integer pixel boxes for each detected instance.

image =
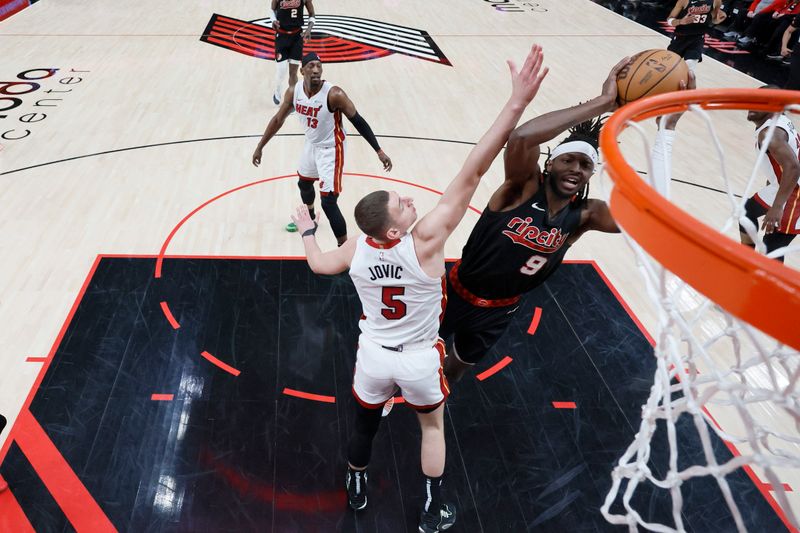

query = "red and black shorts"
[438,263,520,365]
[275,28,303,63]
[667,33,705,61]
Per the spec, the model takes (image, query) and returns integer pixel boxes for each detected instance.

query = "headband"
[549,140,599,166]
[302,52,321,66]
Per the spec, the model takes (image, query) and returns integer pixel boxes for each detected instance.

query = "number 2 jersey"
[349,234,447,347]
[293,80,346,146]
[455,186,584,300]
[275,0,305,31]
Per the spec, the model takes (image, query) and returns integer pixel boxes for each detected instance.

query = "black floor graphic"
[0,258,788,532]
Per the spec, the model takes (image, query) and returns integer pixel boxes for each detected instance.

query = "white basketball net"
[599,104,800,532]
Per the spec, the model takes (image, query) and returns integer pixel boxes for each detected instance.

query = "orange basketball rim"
[601,88,800,351]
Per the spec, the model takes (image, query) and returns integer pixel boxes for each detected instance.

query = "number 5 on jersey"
[381,286,407,319]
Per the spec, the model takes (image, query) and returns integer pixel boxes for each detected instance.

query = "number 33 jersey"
[349,234,447,347]
[293,81,345,146]
[456,186,584,300]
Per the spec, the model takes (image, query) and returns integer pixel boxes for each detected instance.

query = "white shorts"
[352,336,449,411]
[297,139,345,195]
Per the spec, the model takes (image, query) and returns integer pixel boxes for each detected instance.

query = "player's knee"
[297,179,315,205]
[321,194,348,238]
[739,197,762,235]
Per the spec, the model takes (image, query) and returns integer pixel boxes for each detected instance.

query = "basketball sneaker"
[419,502,456,532]
[346,469,368,510]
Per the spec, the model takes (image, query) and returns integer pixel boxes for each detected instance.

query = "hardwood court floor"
[0,0,797,530]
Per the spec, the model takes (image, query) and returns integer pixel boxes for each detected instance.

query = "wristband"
[308,16,315,24]
[667,17,676,26]
[302,222,318,237]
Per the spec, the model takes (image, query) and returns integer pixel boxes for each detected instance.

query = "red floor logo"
[201,13,452,66]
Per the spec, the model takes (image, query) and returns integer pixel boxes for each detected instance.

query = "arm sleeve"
[347,112,381,152]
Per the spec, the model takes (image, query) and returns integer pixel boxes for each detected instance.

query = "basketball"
[616,49,689,106]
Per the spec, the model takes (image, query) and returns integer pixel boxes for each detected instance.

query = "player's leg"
[763,231,797,263]
[273,35,290,105]
[287,35,303,88]
[440,284,517,382]
[740,193,771,247]
[397,341,455,533]
[684,37,704,73]
[348,340,397,510]
[289,141,319,232]
[317,143,348,245]
[416,405,456,533]
[346,401,383,510]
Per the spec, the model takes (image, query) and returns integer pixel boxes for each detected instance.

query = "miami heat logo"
[200,13,452,65]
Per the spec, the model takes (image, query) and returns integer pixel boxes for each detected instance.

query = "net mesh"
[599,101,800,533]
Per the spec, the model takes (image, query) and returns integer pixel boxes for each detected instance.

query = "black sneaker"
[346,469,368,510]
[419,502,456,532]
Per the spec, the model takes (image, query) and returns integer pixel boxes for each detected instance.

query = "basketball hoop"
[599,89,800,532]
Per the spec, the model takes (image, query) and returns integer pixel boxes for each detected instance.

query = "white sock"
[274,60,289,98]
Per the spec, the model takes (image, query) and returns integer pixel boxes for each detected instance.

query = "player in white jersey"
[253,53,393,246]
[741,86,800,261]
[291,44,548,533]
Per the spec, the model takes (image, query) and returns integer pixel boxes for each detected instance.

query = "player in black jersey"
[271,0,316,105]
[440,58,632,383]
[667,0,726,71]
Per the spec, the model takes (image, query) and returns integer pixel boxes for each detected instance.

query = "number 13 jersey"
[349,234,447,347]
[293,81,345,146]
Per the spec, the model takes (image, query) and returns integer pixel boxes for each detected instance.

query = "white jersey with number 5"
[293,81,345,146]
[349,234,446,347]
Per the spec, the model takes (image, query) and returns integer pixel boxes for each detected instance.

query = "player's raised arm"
[329,88,393,171]
[502,56,629,188]
[291,204,357,274]
[252,86,295,166]
[412,44,548,248]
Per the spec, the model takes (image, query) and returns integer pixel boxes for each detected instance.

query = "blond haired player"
[291,45,548,532]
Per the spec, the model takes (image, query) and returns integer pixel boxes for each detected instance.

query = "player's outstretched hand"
[377,149,392,172]
[660,70,696,130]
[252,147,263,167]
[291,204,316,235]
[602,56,632,110]
[507,44,548,106]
